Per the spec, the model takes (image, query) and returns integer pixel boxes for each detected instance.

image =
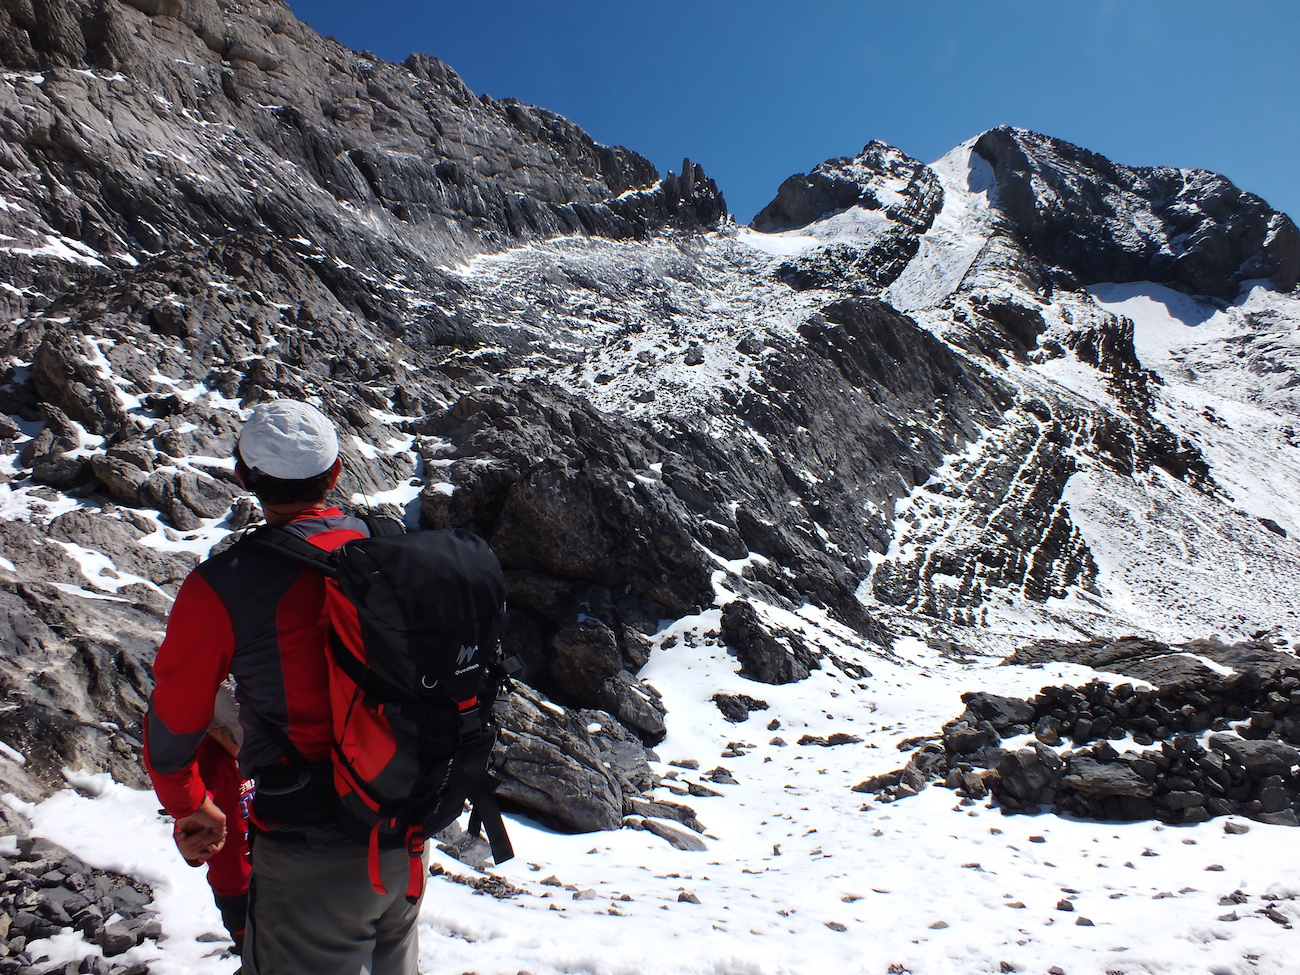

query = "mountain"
[3,1,1300,973]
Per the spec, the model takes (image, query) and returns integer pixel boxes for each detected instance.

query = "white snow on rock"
[887,142,996,313]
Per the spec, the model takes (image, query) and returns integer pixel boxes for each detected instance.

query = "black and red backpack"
[248,518,515,902]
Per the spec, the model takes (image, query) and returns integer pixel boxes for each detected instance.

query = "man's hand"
[174,795,227,867]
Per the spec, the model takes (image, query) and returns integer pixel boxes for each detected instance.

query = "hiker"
[144,400,423,975]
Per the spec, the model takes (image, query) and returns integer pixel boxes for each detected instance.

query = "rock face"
[0,0,725,832]
[973,127,1300,300]
[0,0,725,325]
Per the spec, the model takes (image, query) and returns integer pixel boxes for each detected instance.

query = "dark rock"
[973,127,1300,299]
[595,671,667,745]
[711,693,770,723]
[1033,715,1063,746]
[623,796,703,834]
[852,770,903,794]
[1161,791,1207,810]
[943,720,991,754]
[705,767,738,785]
[961,692,1037,730]
[720,600,818,685]
[753,142,942,292]
[1209,734,1300,777]
[493,686,624,833]
[1061,757,1155,799]
[95,921,136,956]
[1256,809,1300,827]
[1257,775,1294,814]
[994,746,1065,808]
[549,617,622,706]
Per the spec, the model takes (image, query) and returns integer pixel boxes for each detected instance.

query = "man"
[144,400,422,975]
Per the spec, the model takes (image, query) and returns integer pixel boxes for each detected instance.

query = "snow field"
[15,611,1300,975]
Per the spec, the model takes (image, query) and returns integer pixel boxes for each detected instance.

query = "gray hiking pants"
[243,832,423,975]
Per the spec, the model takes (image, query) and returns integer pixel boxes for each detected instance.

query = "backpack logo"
[457,644,478,666]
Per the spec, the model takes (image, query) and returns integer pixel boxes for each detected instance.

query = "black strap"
[459,735,512,863]
[328,630,410,704]
[466,788,514,864]
[358,514,406,538]
[245,525,341,578]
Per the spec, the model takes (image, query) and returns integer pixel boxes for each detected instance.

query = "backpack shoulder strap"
[357,514,407,538]
[244,525,341,578]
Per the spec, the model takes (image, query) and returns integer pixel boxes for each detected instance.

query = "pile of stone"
[0,837,160,975]
[860,668,1300,827]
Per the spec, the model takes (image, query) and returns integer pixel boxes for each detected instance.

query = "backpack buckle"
[457,697,482,742]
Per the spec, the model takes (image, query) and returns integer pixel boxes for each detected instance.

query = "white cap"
[237,400,339,480]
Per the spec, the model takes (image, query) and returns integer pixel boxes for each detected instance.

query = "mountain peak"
[972,126,1300,299]
[751,140,930,233]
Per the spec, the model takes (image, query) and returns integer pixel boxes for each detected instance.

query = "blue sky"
[292,1,1298,225]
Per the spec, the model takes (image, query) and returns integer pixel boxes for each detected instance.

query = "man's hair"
[234,448,334,506]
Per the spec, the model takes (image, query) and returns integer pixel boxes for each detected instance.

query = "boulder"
[1061,757,1155,799]
[596,671,667,745]
[493,685,624,833]
[711,693,770,723]
[720,600,818,685]
[1209,734,1300,777]
[994,746,1065,809]
[960,691,1037,731]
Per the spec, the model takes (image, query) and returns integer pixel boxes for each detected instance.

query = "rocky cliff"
[2,0,1300,863]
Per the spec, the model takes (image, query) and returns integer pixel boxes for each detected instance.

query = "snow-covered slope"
[19,625,1300,975]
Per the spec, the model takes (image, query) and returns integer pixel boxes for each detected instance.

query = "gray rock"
[596,671,667,745]
[995,746,1066,808]
[95,920,137,956]
[493,685,623,832]
[721,600,818,685]
[1256,809,1300,827]
[1209,734,1300,777]
[1257,775,1293,814]
[628,817,708,853]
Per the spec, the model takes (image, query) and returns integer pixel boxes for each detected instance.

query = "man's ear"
[326,457,343,490]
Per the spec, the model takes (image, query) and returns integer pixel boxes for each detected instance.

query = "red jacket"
[144,509,367,819]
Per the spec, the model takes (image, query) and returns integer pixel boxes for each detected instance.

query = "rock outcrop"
[753,141,944,292]
[863,641,1300,827]
[0,836,164,973]
[973,126,1300,300]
